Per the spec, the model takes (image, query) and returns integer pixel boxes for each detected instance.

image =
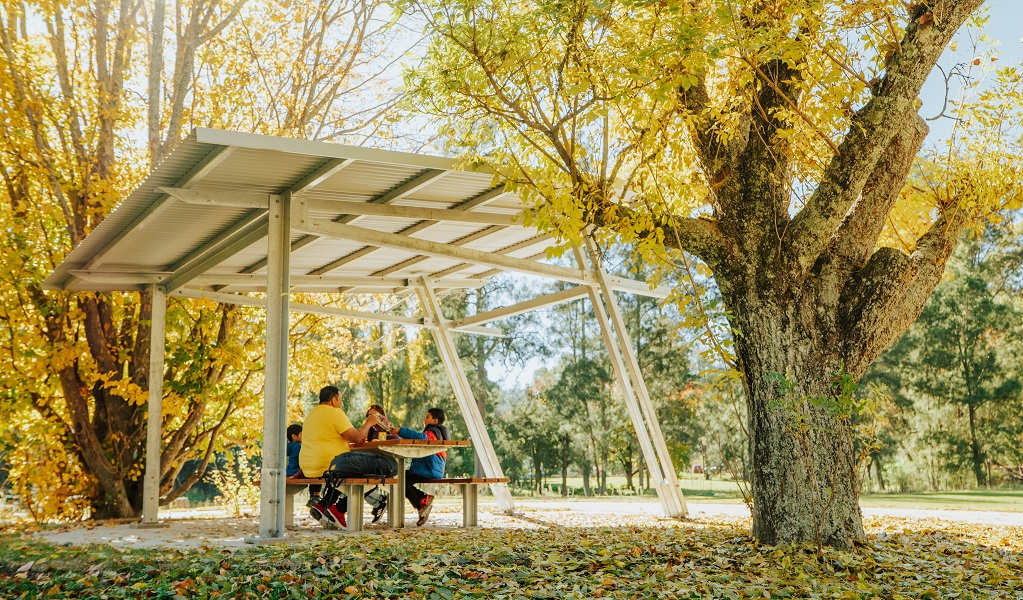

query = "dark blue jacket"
[398,424,450,478]
[286,441,302,477]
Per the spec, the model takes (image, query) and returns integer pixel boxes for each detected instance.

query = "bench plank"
[415,477,509,527]
[419,477,509,484]
[279,476,506,530]
[280,477,396,531]
[285,477,396,486]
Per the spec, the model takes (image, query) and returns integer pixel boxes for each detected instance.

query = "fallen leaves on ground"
[0,513,1020,599]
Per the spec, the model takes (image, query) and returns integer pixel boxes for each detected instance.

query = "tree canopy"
[400,0,1021,546]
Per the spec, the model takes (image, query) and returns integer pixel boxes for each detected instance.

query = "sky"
[919,0,1023,143]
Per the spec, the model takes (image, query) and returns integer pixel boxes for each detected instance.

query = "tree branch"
[587,194,729,271]
[785,0,984,277]
[821,114,929,287]
[841,209,973,378]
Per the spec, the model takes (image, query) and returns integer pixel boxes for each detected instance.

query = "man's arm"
[341,414,381,444]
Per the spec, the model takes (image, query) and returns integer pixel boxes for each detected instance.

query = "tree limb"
[841,209,973,378]
[785,0,984,277]
[820,114,929,292]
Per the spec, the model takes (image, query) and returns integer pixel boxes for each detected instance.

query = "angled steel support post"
[258,192,292,539]
[416,278,515,514]
[575,246,688,518]
[140,285,167,527]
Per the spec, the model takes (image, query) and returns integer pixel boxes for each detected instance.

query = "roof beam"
[450,286,589,328]
[171,288,427,327]
[193,274,490,289]
[159,216,270,293]
[78,145,236,274]
[307,184,507,277]
[170,288,500,336]
[157,159,364,292]
[427,234,554,279]
[158,187,519,227]
[70,272,489,290]
[248,168,449,275]
[452,244,672,300]
[299,218,592,285]
[366,226,507,279]
[288,158,355,193]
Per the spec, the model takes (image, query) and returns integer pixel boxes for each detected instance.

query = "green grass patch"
[860,489,1023,512]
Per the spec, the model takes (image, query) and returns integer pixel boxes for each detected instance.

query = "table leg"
[393,457,406,528]
[343,484,364,533]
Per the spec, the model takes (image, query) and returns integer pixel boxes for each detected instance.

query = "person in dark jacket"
[388,408,449,526]
[285,423,321,507]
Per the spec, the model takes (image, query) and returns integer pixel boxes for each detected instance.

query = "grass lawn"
[514,475,1023,511]
[859,489,1023,512]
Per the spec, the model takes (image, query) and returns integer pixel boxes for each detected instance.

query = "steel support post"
[417,278,515,513]
[141,285,167,526]
[585,242,687,517]
[258,192,291,538]
[575,246,687,518]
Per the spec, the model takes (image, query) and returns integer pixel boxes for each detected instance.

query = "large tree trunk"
[732,297,864,548]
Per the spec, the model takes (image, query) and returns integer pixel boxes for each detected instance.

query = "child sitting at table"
[364,404,398,523]
[387,407,450,526]
[285,423,321,508]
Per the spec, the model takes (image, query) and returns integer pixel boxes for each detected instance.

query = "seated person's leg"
[405,472,429,508]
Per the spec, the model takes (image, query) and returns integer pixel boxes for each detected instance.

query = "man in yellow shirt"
[300,385,397,528]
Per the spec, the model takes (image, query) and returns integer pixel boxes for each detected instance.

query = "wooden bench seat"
[272,475,508,529]
[417,477,510,527]
[282,476,396,532]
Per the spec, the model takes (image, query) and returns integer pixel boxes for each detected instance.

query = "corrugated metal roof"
[44,128,556,295]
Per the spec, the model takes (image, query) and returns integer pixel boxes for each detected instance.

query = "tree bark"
[624,440,634,491]
[561,434,569,497]
[872,454,886,492]
[733,300,865,548]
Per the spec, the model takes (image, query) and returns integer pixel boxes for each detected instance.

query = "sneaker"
[416,495,434,527]
[371,497,387,524]
[326,505,347,529]
[308,502,326,522]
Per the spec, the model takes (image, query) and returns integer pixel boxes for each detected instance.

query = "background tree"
[864,227,1023,489]
[0,0,401,520]
[401,0,1023,546]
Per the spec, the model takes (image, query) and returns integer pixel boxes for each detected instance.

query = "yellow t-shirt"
[298,404,355,477]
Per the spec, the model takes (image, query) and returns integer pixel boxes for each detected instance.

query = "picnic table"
[351,438,470,529]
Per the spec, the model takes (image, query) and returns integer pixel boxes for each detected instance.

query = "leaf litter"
[0,512,1019,598]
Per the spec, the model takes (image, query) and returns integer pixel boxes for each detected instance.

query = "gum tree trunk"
[732,299,864,547]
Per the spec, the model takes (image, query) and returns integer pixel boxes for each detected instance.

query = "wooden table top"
[353,439,470,448]
[352,438,470,458]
